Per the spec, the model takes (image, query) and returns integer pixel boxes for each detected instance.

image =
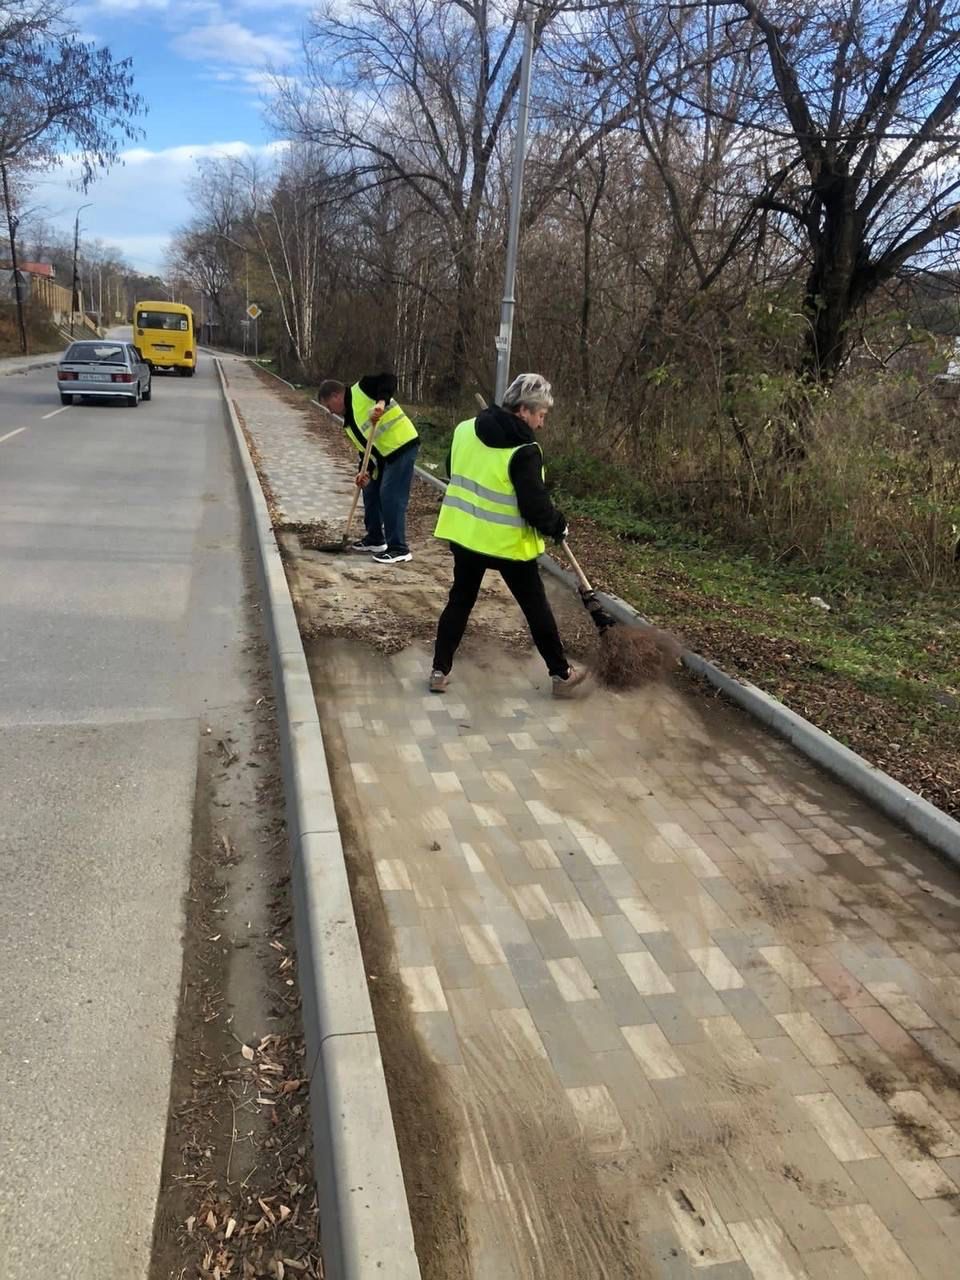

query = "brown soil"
[149,652,320,1280]
[280,483,547,662]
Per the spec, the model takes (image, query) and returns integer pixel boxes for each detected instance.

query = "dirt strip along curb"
[415,465,960,867]
[215,358,423,1280]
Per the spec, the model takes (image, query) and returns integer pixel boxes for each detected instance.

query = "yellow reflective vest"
[434,418,546,561]
[348,382,418,462]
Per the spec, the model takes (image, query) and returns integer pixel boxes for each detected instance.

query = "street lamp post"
[71,203,92,336]
[494,5,536,404]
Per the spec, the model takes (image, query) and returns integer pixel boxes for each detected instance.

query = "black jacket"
[445,404,566,540]
[344,373,418,471]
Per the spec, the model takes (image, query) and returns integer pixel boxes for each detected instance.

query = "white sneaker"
[349,540,387,553]
[372,549,413,564]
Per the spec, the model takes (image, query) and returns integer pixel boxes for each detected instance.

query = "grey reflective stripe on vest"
[448,473,519,509]
[440,493,525,528]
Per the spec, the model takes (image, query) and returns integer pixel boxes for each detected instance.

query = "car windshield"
[64,344,127,364]
[137,311,188,331]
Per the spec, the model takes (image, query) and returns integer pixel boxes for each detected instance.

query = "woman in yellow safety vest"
[430,373,587,697]
[317,373,419,563]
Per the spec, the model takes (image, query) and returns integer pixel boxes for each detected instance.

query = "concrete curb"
[215,358,422,1280]
[415,463,960,866]
[0,354,62,376]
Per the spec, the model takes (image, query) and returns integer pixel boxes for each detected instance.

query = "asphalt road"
[0,334,252,1277]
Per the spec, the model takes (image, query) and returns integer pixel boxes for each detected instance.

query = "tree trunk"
[436,242,477,402]
[580,206,594,403]
[801,182,864,384]
[1,161,28,355]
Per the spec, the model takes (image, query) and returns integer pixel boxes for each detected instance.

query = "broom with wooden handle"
[314,402,384,553]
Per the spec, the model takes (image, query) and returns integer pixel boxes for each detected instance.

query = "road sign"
[246,303,261,320]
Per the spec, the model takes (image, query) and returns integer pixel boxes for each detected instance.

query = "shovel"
[313,402,383,553]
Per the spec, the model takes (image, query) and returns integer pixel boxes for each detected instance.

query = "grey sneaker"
[428,670,449,693]
[552,664,588,698]
[349,539,387,553]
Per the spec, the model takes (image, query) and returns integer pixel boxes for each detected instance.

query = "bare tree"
[663,0,960,382]
[0,2,144,349]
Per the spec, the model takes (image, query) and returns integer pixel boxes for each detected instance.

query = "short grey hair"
[502,372,554,412]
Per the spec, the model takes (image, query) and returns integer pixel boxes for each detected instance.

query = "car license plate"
[86,373,111,381]
[153,344,174,352]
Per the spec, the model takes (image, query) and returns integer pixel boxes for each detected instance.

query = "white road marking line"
[0,427,27,445]
[41,406,69,420]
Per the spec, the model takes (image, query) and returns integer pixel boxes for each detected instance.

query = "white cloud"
[172,21,298,67]
[30,141,288,273]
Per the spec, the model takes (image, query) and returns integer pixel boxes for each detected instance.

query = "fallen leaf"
[185,1215,196,1235]
[241,1043,255,1061]
[225,1218,237,1240]
[206,1209,218,1231]
[278,1205,292,1222]
[280,1079,302,1094]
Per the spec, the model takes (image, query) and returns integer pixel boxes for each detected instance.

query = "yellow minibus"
[132,300,197,376]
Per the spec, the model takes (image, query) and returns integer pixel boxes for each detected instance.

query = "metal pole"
[494,5,536,404]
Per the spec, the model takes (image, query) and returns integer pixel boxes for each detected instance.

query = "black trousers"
[432,543,569,678]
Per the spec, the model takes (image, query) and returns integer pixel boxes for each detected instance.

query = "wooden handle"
[562,539,594,593]
[342,402,384,541]
[475,391,488,409]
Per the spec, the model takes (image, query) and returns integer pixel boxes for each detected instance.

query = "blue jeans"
[362,444,418,553]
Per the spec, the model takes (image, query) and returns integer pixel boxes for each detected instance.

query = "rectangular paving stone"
[795,1093,879,1162]
[623,1024,686,1079]
[534,1009,601,1087]
[414,1011,463,1065]
[526,914,578,960]
[573,936,630,984]
[719,987,785,1040]
[641,930,699,976]
[568,999,629,1056]
[755,1037,829,1095]
[620,950,677,996]
[592,975,654,1028]
[646,994,707,1045]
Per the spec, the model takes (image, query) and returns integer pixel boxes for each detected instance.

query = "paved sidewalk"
[227,355,960,1279]
[0,348,63,375]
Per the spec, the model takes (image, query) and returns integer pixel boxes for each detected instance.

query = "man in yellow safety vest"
[430,373,587,697]
[317,373,419,563]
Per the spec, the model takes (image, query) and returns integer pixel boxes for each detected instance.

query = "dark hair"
[317,379,344,401]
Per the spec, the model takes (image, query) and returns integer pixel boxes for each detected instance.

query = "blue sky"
[32,0,313,272]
